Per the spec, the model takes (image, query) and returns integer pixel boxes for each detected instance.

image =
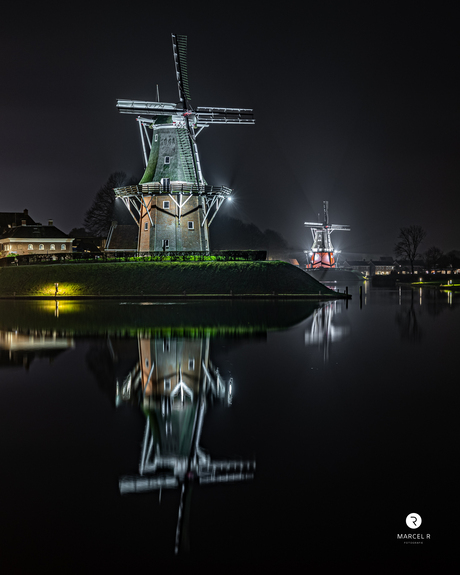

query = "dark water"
[0,283,457,571]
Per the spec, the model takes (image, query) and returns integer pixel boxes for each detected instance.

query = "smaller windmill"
[304,201,350,268]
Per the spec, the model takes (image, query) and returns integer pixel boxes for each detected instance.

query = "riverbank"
[372,274,460,288]
[0,261,347,298]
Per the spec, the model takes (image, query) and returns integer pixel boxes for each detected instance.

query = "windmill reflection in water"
[115,334,256,554]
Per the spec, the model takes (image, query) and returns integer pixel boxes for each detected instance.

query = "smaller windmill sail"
[172,34,191,110]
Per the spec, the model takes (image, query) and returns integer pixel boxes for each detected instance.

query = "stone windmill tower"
[115,34,255,253]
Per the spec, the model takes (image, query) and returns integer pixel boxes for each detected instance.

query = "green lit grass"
[412,280,460,289]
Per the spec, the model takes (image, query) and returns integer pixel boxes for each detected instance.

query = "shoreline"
[0,292,350,300]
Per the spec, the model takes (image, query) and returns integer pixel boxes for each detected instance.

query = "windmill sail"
[172,34,191,109]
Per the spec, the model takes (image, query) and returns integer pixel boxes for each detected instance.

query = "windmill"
[304,201,350,268]
[114,34,255,253]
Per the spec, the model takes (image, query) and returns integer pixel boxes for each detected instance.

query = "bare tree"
[423,245,443,271]
[394,225,427,274]
[84,172,135,236]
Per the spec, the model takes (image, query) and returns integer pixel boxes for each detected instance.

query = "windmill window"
[144,222,148,231]
[164,378,171,391]
[61,244,66,250]
[162,239,169,249]
[155,134,158,142]
[163,201,170,209]
[188,359,195,370]
[164,156,170,165]
[28,244,33,250]
[50,244,55,250]
[187,221,194,230]
[39,244,44,250]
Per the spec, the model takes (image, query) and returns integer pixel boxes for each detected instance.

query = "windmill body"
[305,201,350,268]
[114,34,254,253]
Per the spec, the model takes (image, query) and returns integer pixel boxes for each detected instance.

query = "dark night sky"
[1,3,459,255]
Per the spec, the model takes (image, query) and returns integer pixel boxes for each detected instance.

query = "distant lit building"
[341,258,396,277]
[0,219,73,258]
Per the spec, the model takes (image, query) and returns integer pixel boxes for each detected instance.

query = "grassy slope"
[0,261,335,297]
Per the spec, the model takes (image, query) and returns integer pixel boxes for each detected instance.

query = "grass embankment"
[412,280,460,290]
[0,261,338,298]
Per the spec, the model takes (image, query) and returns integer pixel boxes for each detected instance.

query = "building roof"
[0,211,35,234]
[0,224,70,241]
[106,224,138,250]
[342,260,371,267]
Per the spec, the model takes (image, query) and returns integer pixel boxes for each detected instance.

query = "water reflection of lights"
[0,330,74,352]
[304,301,350,362]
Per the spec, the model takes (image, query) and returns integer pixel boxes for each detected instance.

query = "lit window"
[50,244,55,250]
[39,244,44,250]
[28,244,33,250]
[188,221,194,230]
[163,201,170,209]
[144,222,148,231]
[61,244,66,250]
[164,156,170,164]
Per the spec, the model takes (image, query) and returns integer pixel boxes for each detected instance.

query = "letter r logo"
[406,513,422,529]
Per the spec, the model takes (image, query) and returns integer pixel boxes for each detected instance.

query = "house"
[341,257,396,277]
[0,218,73,258]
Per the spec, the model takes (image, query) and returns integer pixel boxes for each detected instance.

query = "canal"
[0,282,456,570]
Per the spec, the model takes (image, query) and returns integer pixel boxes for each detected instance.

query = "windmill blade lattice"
[172,34,191,110]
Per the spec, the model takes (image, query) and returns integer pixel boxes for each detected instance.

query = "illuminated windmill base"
[114,33,254,253]
[305,201,350,269]
[309,250,337,269]
[114,182,231,252]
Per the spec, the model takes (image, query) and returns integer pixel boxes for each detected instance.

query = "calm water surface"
[0,283,457,571]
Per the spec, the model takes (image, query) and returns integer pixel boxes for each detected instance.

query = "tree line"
[394,224,460,273]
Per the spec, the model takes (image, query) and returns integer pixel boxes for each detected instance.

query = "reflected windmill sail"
[116,332,255,554]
